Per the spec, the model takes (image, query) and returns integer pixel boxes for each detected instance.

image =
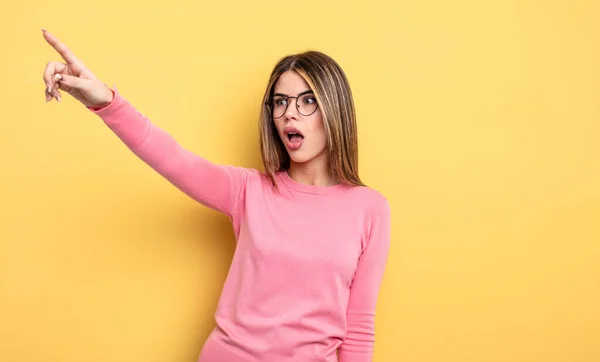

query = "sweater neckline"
[277,170,347,195]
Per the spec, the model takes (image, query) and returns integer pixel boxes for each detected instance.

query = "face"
[271,71,327,166]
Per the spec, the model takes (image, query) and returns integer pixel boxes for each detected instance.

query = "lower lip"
[286,137,304,150]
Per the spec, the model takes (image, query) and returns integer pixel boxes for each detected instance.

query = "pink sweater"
[89,87,391,362]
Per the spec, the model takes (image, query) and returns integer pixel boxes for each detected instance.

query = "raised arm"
[42,29,247,217]
[89,88,247,216]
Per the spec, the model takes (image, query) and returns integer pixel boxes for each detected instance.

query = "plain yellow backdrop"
[1,0,599,361]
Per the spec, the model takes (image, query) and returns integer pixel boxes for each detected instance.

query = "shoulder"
[344,185,391,250]
[342,184,391,240]
[345,184,390,215]
[222,165,264,182]
[223,166,281,194]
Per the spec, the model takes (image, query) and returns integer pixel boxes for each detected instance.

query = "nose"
[283,97,300,121]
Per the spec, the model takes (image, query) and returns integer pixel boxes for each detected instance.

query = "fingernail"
[55,74,62,81]
[47,83,52,93]
[57,94,61,102]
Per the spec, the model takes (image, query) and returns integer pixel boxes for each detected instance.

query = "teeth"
[287,132,301,141]
[286,131,303,141]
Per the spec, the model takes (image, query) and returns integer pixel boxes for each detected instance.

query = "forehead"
[273,71,312,94]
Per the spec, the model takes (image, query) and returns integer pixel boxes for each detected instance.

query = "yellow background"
[1,1,599,361]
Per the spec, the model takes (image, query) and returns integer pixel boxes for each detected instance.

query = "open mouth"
[286,132,304,141]
[283,128,304,150]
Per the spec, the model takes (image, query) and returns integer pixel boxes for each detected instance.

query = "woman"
[42,29,390,362]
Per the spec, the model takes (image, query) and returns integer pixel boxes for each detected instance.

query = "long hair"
[259,50,365,188]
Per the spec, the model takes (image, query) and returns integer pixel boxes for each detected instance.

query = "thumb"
[55,73,113,106]
[56,73,88,90]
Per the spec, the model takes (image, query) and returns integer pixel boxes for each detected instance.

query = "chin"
[288,152,314,164]
[287,147,327,165]
[280,136,327,165]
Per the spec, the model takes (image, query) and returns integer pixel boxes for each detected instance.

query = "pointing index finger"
[42,29,84,68]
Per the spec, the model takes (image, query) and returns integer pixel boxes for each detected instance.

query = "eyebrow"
[272,90,314,97]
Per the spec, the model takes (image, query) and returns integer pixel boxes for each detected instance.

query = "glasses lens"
[298,93,318,116]
[271,96,287,118]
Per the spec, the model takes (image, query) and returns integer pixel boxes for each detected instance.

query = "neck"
[287,158,338,187]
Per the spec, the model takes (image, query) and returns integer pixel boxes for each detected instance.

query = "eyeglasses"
[265,90,319,119]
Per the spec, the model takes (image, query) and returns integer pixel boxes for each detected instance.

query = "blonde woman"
[42,29,391,362]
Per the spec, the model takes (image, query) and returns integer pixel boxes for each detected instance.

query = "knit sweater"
[89,87,391,362]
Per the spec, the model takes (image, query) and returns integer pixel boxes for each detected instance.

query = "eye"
[273,97,287,106]
[300,95,317,104]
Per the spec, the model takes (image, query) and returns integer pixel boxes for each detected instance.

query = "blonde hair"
[259,50,365,188]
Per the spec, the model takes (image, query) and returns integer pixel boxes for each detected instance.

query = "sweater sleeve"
[339,200,391,362]
[88,86,247,218]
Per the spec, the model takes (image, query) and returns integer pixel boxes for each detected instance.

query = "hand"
[42,29,114,108]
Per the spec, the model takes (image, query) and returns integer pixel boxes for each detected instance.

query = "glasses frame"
[265,90,319,119]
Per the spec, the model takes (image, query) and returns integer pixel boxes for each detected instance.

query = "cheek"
[307,116,328,148]
[273,120,284,136]
[311,116,326,139]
